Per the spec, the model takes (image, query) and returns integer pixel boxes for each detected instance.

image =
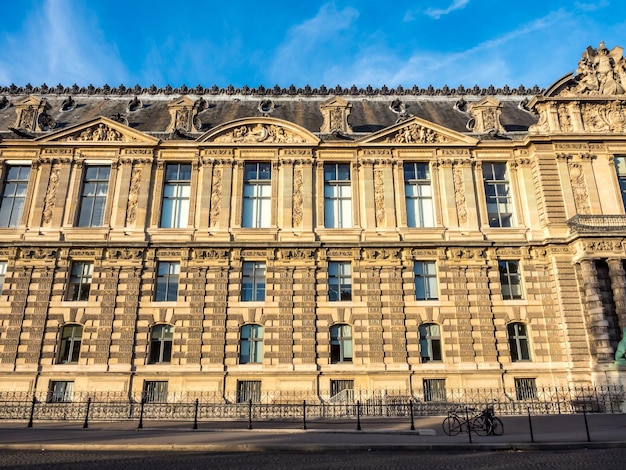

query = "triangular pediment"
[472,97,501,108]
[197,117,320,144]
[169,95,195,108]
[320,96,350,109]
[36,116,159,144]
[359,116,477,145]
[15,95,43,107]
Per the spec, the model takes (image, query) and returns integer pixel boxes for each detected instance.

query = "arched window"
[330,324,353,363]
[57,324,82,364]
[149,324,173,364]
[419,323,442,363]
[507,322,531,361]
[239,324,264,364]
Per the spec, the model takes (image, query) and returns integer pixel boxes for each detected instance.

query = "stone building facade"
[0,43,626,402]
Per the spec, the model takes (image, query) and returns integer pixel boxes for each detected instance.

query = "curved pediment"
[36,116,159,144]
[197,117,320,144]
[359,116,477,145]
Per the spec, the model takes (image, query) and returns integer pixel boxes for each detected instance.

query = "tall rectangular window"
[241,261,266,301]
[615,156,626,209]
[419,323,442,363]
[328,261,352,301]
[57,324,83,364]
[236,380,261,403]
[143,380,168,403]
[414,261,438,300]
[499,260,523,300]
[47,381,74,403]
[160,163,191,228]
[404,162,434,227]
[330,380,354,401]
[0,165,30,227]
[77,165,110,227]
[239,324,263,364]
[324,163,352,228]
[514,378,537,400]
[148,324,174,363]
[0,261,6,294]
[508,322,531,361]
[242,162,271,228]
[66,261,93,301]
[423,378,446,402]
[330,324,353,363]
[483,162,514,227]
[155,262,179,301]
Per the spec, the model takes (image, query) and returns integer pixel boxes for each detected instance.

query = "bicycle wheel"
[471,415,489,436]
[442,416,462,436]
[490,417,504,436]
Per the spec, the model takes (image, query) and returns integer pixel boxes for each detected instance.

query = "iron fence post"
[248,399,253,430]
[82,397,91,429]
[27,394,36,428]
[465,406,472,443]
[356,400,361,431]
[137,397,145,429]
[527,406,534,443]
[583,403,590,442]
[409,399,415,431]
[302,400,307,430]
[193,398,199,430]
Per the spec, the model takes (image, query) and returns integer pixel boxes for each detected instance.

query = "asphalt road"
[1,448,626,469]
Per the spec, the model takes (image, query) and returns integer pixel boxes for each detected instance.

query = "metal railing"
[567,214,626,232]
[0,385,623,424]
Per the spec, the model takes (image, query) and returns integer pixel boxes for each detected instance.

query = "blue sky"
[0,0,624,89]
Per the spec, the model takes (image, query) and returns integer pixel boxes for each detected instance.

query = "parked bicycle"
[477,404,503,436]
[442,405,503,436]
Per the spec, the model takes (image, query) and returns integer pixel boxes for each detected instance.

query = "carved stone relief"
[453,164,467,225]
[373,167,385,226]
[320,96,352,133]
[467,97,504,134]
[61,123,137,142]
[213,124,305,143]
[166,96,206,132]
[292,167,303,227]
[125,164,142,226]
[558,104,573,132]
[106,248,144,260]
[568,162,591,214]
[42,165,60,225]
[13,96,55,131]
[383,122,450,144]
[209,168,222,227]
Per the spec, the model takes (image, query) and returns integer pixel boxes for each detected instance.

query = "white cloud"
[268,2,359,85]
[424,0,470,20]
[574,0,609,12]
[320,9,571,88]
[0,0,126,86]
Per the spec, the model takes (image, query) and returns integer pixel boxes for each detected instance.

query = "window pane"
[0,165,30,227]
[161,164,190,228]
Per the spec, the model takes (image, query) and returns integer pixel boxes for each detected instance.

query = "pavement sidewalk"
[1,414,625,452]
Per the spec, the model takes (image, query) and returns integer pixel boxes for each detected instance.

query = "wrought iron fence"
[0,385,623,423]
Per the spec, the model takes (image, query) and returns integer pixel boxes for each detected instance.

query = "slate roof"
[0,90,539,142]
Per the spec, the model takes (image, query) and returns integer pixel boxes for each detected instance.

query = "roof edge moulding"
[197,117,320,145]
[0,83,542,97]
[35,116,160,145]
[358,115,478,145]
[528,42,626,136]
